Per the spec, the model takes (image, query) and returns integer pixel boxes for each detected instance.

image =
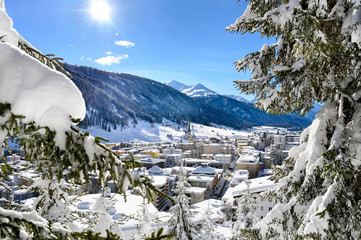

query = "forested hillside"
[196,95,311,128]
[64,64,247,130]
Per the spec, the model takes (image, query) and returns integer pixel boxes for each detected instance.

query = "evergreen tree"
[0,2,160,238]
[229,0,361,239]
[231,181,258,240]
[200,207,218,240]
[167,165,197,240]
[221,200,235,222]
[270,148,287,166]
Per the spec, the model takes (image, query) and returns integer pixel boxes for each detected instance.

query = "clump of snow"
[0,1,18,46]
[84,135,95,164]
[0,4,86,148]
[342,5,361,47]
[301,184,336,236]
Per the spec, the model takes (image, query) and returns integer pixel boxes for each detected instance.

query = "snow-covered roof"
[148,165,162,174]
[161,168,173,176]
[172,166,196,173]
[150,175,168,188]
[165,153,182,157]
[13,189,29,195]
[230,170,249,185]
[184,158,211,163]
[237,154,259,163]
[18,170,41,179]
[201,154,214,157]
[222,176,277,201]
[137,158,165,164]
[192,199,224,210]
[192,165,215,175]
[187,175,214,183]
[187,187,206,194]
[190,199,225,231]
[214,154,232,157]
[233,174,248,181]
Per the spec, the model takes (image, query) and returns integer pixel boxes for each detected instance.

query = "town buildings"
[2,124,302,238]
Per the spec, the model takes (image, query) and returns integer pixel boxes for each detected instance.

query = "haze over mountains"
[64,64,312,133]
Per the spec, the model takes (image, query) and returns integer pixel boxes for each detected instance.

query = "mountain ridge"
[64,64,311,132]
[64,64,248,131]
[196,95,311,128]
[166,80,318,127]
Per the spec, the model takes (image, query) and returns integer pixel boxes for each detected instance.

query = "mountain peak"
[165,81,218,97]
[166,80,183,85]
[194,83,207,88]
[182,83,218,97]
[165,80,190,91]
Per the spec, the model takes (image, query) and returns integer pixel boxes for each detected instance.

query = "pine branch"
[18,42,72,79]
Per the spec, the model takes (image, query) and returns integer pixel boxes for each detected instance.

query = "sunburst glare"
[89,0,111,22]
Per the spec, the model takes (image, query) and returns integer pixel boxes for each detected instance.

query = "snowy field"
[82,119,251,143]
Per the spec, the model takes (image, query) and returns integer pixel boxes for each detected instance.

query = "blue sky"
[6,0,274,99]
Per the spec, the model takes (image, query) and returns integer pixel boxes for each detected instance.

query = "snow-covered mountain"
[182,83,218,97]
[223,94,250,104]
[165,80,190,91]
[64,64,247,131]
[165,81,217,97]
[167,80,320,126]
[64,65,312,133]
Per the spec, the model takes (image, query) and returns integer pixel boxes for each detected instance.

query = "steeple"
[187,121,192,143]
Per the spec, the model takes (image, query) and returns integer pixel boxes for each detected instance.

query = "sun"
[89,0,111,22]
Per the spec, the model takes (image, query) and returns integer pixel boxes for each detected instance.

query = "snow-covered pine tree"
[200,207,217,240]
[0,1,161,239]
[228,0,361,239]
[132,202,154,240]
[167,165,197,240]
[232,181,258,240]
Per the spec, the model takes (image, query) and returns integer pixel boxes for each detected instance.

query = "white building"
[187,187,206,205]
[273,135,286,145]
[163,147,182,155]
[222,176,277,220]
[214,154,232,162]
[6,154,21,163]
[230,170,249,187]
[165,154,182,167]
[187,175,215,188]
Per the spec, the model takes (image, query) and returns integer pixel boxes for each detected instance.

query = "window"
[261,206,263,211]
[269,207,272,211]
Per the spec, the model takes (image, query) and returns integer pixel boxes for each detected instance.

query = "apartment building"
[236,153,260,179]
